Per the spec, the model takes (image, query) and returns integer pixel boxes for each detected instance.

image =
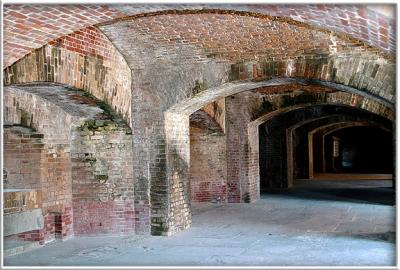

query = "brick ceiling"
[3,4,395,67]
[100,12,336,65]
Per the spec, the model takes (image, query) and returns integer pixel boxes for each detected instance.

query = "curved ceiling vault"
[3,4,396,68]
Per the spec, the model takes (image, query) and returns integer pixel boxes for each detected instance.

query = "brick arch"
[312,122,393,178]
[4,9,395,235]
[307,121,391,179]
[4,4,395,67]
[161,77,394,235]
[168,77,394,117]
[3,25,132,125]
[248,102,393,198]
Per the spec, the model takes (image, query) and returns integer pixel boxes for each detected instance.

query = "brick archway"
[288,119,391,183]
[308,121,392,178]
[3,5,396,238]
[247,100,393,200]
[162,76,394,235]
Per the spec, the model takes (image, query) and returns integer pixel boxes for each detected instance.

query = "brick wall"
[3,126,43,190]
[17,206,73,244]
[4,86,74,214]
[190,126,227,203]
[4,84,135,240]
[71,120,134,235]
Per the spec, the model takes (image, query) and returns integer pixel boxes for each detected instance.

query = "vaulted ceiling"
[3,4,395,67]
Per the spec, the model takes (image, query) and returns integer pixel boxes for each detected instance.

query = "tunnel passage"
[287,114,392,182]
[323,126,393,174]
[258,104,393,190]
[2,4,396,239]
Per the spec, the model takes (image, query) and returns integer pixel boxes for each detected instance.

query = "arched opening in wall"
[254,103,394,206]
[189,99,227,203]
[258,104,392,190]
[164,77,394,235]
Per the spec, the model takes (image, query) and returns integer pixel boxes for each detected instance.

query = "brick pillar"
[131,79,165,235]
[163,112,191,235]
[225,96,254,203]
[247,123,261,202]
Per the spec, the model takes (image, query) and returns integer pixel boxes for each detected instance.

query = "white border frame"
[0,0,398,269]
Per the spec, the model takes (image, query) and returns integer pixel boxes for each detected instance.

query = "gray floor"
[4,180,396,266]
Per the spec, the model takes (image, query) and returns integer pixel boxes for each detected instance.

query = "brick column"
[225,95,253,203]
[164,112,191,235]
[131,89,157,235]
[247,124,261,202]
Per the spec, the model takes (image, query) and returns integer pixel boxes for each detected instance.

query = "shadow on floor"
[332,231,396,243]
[262,182,395,206]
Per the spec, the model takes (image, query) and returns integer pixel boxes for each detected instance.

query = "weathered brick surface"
[190,126,227,203]
[225,95,253,203]
[100,11,393,67]
[71,118,134,235]
[4,83,134,238]
[129,58,227,236]
[164,112,191,235]
[72,201,134,235]
[17,205,73,244]
[189,100,227,203]
[4,85,76,215]
[3,4,126,67]
[4,126,43,190]
[3,27,132,124]
[3,189,42,215]
[3,5,396,238]
[4,4,395,67]
[103,12,335,64]
[227,53,395,103]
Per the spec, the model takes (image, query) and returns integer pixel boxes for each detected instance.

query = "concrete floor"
[4,180,396,267]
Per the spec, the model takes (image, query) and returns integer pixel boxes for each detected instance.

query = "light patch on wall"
[329,33,338,54]
[366,4,395,19]
[286,60,295,77]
